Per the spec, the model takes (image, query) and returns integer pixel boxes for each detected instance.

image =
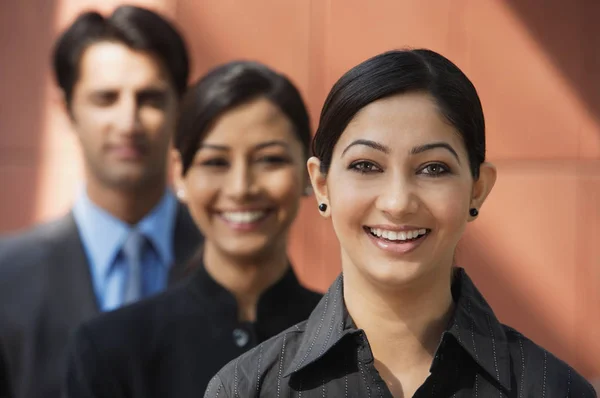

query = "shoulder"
[0,215,76,289]
[0,216,70,262]
[74,279,199,355]
[208,321,308,397]
[503,325,597,396]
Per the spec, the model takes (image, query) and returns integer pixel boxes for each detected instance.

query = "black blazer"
[64,260,322,398]
[0,203,202,398]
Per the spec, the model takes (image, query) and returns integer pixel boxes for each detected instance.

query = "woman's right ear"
[172,150,187,203]
[306,157,330,217]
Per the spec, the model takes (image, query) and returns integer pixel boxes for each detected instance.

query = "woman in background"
[205,50,596,397]
[65,61,322,397]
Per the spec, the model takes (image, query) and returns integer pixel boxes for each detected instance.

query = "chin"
[222,243,273,262]
[104,171,152,190]
[356,256,435,288]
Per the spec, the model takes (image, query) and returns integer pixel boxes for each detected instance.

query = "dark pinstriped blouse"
[204,268,597,397]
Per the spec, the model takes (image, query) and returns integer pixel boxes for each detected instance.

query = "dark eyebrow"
[199,143,229,151]
[198,140,290,152]
[411,142,460,163]
[253,140,290,151]
[341,139,390,156]
[137,87,168,96]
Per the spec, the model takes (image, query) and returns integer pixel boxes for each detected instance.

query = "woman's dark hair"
[52,5,189,106]
[175,61,312,175]
[313,49,486,178]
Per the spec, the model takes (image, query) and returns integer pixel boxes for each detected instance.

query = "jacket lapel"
[47,212,100,320]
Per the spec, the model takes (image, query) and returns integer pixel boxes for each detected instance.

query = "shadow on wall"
[506,0,600,128]
[457,229,596,379]
[0,0,58,233]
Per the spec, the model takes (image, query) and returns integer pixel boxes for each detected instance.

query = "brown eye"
[138,90,168,108]
[199,158,229,167]
[419,163,450,177]
[90,91,118,106]
[349,161,382,174]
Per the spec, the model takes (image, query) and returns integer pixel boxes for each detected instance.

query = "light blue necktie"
[121,229,146,305]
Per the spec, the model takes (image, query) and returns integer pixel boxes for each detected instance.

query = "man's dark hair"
[52,5,190,106]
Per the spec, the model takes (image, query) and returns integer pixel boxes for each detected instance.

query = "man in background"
[0,6,202,397]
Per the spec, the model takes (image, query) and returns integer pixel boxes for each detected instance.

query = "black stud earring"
[318,203,328,212]
[469,208,479,217]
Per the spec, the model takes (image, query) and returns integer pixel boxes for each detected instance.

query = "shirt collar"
[283,268,512,392]
[136,190,177,267]
[186,253,317,336]
[72,188,177,279]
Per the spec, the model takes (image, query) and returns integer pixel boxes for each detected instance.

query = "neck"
[85,178,167,225]
[343,262,455,373]
[203,241,290,322]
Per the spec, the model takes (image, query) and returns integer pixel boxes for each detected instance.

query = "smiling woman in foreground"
[204,50,596,397]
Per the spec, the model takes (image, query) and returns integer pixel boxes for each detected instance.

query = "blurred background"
[1,0,599,382]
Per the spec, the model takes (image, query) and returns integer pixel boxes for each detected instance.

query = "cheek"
[261,169,304,209]
[327,176,374,234]
[139,107,170,134]
[421,183,471,231]
[182,173,219,229]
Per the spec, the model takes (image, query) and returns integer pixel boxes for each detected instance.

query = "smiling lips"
[218,210,271,231]
[365,225,431,254]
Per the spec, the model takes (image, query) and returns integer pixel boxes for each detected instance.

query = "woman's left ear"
[469,162,497,220]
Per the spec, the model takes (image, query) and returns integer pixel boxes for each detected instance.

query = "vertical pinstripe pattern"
[542,350,548,398]
[357,359,372,398]
[294,294,329,371]
[276,333,287,398]
[256,344,263,395]
[233,357,240,398]
[204,376,223,398]
[467,299,479,362]
[376,380,383,398]
[485,314,502,398]
[205,270,598,398]
[454,323,463,344]
[318,281,341,356]
[344,375,348,398]
[518,336,525,398]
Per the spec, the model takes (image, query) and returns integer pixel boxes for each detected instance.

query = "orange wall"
[1,0,598,380]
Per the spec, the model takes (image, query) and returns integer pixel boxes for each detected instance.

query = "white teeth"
[221,211,267,223]
[368,227,428,241]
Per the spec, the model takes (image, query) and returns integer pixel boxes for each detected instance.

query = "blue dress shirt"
[72,189,177,311]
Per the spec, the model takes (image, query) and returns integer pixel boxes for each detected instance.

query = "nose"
[375,172,420,220]
[114,95,141,135]
[224,162,258,201]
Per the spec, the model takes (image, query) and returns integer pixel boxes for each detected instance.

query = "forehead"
[203,97,301,149]
[76,41,170,90]
[336,91,466,155]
